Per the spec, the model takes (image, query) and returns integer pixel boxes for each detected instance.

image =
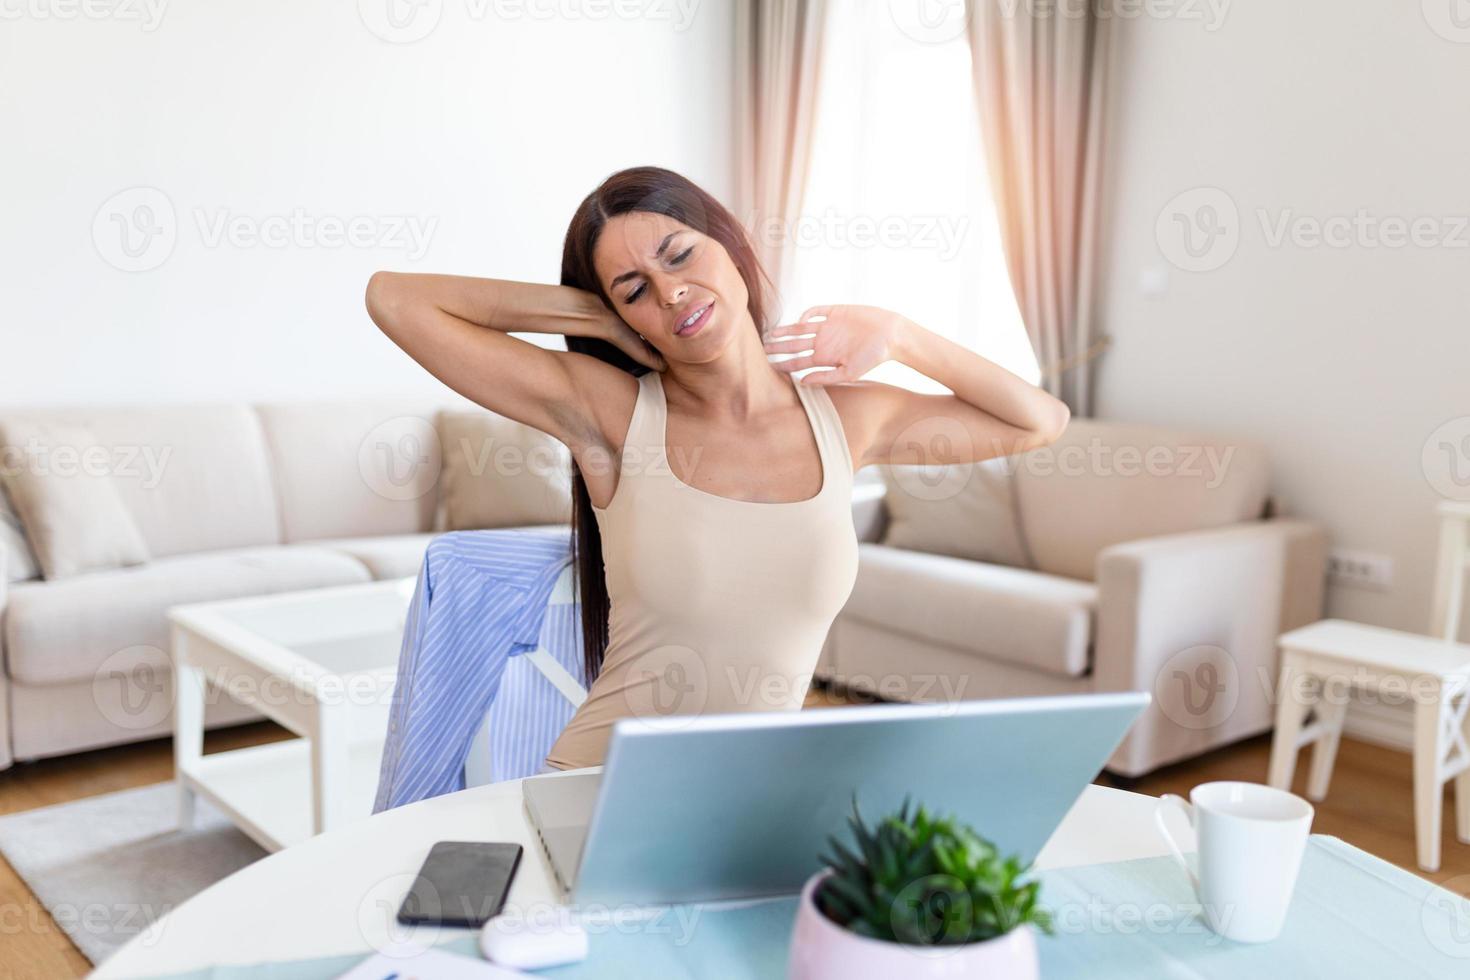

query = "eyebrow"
[609,232,680,289]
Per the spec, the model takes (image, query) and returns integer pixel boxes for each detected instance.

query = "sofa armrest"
[851,481,888,545]
[0,549,9,772]
[1094,518,1329,776]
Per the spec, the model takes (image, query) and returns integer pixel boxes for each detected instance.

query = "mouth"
[674,300,714,338]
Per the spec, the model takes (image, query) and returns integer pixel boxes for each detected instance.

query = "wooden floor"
[1,690,1467,978]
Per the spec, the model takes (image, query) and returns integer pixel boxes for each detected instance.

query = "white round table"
[95,780,1170,978]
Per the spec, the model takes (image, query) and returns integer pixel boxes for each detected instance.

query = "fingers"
[771,354,817,373]
[798,367,847,385]
[762,335,815,355]
[765,323,818,340]
[767,306,830,339]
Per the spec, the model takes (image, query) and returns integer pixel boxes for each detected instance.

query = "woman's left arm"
[763,304,1070,469]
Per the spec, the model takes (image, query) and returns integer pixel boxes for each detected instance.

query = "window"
[779,3,1037,394]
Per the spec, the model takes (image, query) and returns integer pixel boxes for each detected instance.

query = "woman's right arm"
[364,272,663,451]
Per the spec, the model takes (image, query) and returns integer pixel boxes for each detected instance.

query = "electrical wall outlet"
[1327,549,1395,591]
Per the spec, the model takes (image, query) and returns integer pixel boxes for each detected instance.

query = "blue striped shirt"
[372,527,586,813]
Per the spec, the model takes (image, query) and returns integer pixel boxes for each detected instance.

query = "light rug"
[0,781,267,965]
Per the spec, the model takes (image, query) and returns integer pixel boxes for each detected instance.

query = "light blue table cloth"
[136,835,1470,979]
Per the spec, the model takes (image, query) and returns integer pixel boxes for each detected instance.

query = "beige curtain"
[966,0,1114,415]
[733,0,831,309]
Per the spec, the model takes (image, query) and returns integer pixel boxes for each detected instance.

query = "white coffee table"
[169,577,416,852]
[93,779,1169,979]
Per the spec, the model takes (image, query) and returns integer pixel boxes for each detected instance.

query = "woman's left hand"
[763,304,909,385]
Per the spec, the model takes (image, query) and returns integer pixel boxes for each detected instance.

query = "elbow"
[364,271,402,331]
[1020,397,1070,453]
[1043,398,1071,444]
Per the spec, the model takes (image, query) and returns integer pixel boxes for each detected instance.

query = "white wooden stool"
[1431,500,1470,642]
[1267,619,1470,871]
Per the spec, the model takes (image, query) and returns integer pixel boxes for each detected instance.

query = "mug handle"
[1154,793,1200,894]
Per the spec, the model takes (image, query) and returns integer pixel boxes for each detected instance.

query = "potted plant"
[788,797,1052,980]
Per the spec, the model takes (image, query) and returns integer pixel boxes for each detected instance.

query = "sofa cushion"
[0,404,281,559]
[255,401,444,542]
[844,543,1097,678]
[3,546,371,686]
[306,533,436,580]
[0,486,39,582]
[878,458,1030,568]
[436,410,573,530]
[0,420,151,579]
[1014,419,1270,581]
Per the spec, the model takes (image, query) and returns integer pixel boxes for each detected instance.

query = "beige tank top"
[543,370,860,771]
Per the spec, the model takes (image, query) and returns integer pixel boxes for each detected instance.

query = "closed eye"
[624,246,695,303]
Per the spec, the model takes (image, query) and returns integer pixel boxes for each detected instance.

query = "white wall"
[0,0,733,408]
[1096,0,1470,637]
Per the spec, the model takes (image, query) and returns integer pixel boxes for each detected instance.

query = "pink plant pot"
[786,871,1040,980]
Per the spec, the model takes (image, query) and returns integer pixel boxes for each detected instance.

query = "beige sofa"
[819,419,1329,778]
[0,398,573,770]
[0,401,1326,780]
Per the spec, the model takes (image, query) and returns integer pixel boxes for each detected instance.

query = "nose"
[657,277,688,309]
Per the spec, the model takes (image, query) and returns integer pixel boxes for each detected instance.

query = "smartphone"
[396,841,523,928]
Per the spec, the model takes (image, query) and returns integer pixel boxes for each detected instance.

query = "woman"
[365,166,1069,772]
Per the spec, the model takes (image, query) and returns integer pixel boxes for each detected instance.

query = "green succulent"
[815,795,1053,946]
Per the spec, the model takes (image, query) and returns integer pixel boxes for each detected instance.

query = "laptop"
[522,692,1149,908]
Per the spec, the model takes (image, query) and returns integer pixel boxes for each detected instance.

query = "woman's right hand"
[595,306,666,372]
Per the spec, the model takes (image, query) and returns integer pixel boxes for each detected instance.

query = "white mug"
[1153,781,1314,943]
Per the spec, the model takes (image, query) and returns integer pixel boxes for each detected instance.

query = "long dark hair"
[560,166,776,683]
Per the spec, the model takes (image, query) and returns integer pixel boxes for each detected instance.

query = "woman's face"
[592,211,750,362]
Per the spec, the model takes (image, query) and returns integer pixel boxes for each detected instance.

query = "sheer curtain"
[732,0,832,304]
[966,0,1113,415]
[778,1,1038,396]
